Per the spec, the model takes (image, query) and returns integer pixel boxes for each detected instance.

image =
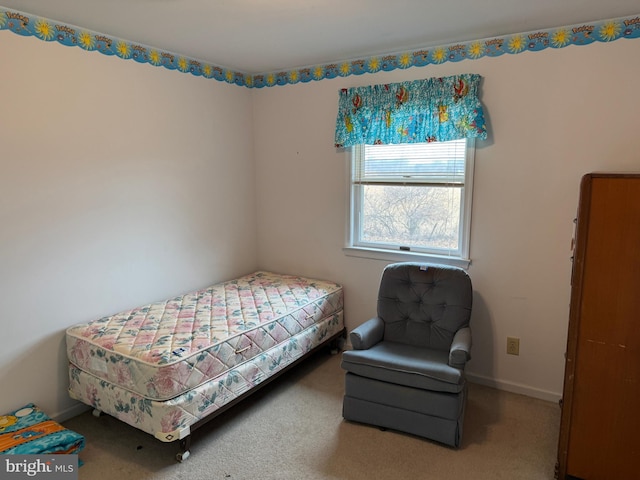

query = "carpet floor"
[64,350,560,480]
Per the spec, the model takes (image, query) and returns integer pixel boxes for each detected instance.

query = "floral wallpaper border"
[1,7,639,88]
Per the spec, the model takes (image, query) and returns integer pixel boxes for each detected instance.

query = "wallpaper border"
[1,7,639,88]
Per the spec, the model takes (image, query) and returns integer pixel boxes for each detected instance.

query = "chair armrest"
[349,317,384,350]
[449,327,472,369]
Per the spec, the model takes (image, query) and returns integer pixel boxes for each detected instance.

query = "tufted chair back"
[377,262,473,351]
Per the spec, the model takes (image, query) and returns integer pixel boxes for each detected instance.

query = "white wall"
[252,39,640,401]
[0,33,258,418]
[2,25,639,421]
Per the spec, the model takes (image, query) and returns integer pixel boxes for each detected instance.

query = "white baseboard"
[52,402,92,424]
[467,372,562,404]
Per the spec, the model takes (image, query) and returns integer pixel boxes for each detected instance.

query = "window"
[346,139,474,267]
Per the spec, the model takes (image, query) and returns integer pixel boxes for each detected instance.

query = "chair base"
[342,373,467,448]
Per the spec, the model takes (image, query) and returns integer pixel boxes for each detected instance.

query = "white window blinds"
[354,139,467,186]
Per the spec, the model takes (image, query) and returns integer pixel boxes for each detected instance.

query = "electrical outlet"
[507,337,520,355]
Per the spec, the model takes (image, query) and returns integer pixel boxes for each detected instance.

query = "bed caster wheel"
[176,450,190,462]
[177,436,191,462]
[92,409,103,418]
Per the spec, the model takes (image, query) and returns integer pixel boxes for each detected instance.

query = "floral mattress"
[66,271,344,441]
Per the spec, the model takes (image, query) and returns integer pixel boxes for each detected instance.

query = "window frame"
[344,139,475,269]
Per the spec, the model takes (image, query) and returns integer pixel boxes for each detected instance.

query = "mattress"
[66,271,344,402]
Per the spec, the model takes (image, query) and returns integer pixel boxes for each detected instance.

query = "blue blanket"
[0,403,85,455]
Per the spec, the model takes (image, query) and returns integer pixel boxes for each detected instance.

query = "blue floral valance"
[335,74,488,147]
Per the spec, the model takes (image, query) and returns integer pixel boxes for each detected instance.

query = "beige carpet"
[64,351,560,480]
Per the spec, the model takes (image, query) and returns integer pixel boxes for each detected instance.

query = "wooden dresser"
[557,173,640,479]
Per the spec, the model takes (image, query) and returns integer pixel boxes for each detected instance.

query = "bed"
[66,271,345,461]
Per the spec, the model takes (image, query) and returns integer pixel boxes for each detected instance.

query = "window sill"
[343,246,471,269]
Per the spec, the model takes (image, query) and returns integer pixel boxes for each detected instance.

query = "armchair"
[341,262,473,447]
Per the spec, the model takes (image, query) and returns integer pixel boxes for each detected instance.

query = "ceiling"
[1,0,639,74]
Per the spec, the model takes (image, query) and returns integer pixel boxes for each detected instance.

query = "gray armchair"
[341,262,473,447]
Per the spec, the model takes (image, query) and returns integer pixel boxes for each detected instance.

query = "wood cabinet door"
[564,175,640,479]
